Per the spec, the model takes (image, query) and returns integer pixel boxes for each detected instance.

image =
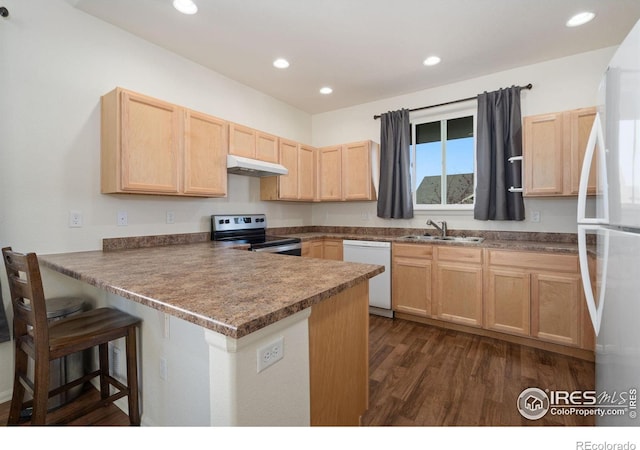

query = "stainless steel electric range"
[211,214,302,256]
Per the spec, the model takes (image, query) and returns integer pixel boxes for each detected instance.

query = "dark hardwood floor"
[0,384,130,426]
[362,315,595,426]
[0,315,595,426]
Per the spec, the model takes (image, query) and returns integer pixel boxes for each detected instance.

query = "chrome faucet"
[426,219,447,237]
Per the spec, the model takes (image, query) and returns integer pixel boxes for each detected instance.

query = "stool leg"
[125,326,140,425]
[7,346,28,425]
[31,356,50,425]
[98,343,109,401]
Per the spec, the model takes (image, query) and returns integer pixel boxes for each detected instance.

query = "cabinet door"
[434,262,483,327]
[298,144,316,201]
[323,239,343,261]
[120,90,180,193]
[183,110,227,196]
[392,256,432,317]
[278,139,299,200]
[524,113,564,196]
[256,131,279,163]
[485,268,530,336]
[531,272,581,346]
[567,107,597,195]
[309,241,324,258]
[319,146,342,201]
[229,123,255,158]
[342,141,373,200]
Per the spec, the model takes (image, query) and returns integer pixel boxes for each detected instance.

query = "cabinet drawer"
[393,243,433,259]
[436,246,482,264]
[488,250,578,272]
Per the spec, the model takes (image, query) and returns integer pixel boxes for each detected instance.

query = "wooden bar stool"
[2,247,142,426]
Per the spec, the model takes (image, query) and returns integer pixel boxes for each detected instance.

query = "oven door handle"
[252,243,302,253]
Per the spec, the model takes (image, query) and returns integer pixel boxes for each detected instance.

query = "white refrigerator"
[577,19,640,426]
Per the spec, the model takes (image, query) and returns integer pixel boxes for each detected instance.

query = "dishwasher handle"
[342,240,391,248]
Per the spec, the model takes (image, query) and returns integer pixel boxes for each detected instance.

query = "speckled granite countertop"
[39,242,383,339]
[280,231,583,254]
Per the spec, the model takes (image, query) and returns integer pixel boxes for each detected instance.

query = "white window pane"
[416,141,442,204]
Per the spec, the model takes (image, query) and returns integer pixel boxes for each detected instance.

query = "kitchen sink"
[400,235,484,244]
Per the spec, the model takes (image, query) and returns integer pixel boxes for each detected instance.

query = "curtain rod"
[373,83,533,120]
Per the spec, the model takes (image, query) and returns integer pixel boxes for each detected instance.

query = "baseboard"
[394,312,595,362]
[0,388,12,404]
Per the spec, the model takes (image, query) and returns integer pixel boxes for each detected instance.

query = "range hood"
[226,155,288,177]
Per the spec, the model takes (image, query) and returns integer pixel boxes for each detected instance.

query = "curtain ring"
[0,7,9,18]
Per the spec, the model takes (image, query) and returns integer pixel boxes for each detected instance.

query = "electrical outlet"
[166,211,175,224]
[117,211,128,226]
[257,336,284,373]
[162,313,170,339]
[160,357,168,381]
[69,210,83,228]
[111,343,123,381]
[531,211,541,223]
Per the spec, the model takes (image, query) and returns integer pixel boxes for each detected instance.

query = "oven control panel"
[212,214,267,232]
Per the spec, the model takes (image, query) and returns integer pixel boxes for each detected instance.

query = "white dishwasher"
[342,240,392,318]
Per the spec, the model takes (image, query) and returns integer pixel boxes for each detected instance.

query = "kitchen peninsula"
[38,241,383,426]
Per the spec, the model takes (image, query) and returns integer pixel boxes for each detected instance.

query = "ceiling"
[68,0,640,114]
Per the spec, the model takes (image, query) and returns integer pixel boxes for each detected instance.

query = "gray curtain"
[474,86,525,221]
[377,109,413,219]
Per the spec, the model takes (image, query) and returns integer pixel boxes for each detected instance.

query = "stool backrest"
[2,247,50,348]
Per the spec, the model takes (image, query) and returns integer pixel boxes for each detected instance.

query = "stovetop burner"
[210,214,302,255]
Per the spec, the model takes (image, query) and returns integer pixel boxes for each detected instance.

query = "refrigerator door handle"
[577,225,609,336]
[577,113,609,224]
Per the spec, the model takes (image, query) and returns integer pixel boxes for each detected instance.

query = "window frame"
[410,107,477,211]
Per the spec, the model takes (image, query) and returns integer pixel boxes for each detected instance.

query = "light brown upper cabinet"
[183,110,228,196]
[298,144,317,201]
[260,139,316,201]
[523,107,596,197]
[229,123,279,163]
[317,140,379,202]
[318,145,342,201]
[567,108,598,195]
[101,87,227,197]
[342,141,379,201]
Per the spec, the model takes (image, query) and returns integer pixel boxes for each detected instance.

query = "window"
[411,111,476,209]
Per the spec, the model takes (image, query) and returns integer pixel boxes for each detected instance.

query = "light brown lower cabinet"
[486,249,590,349]
[391,243,432,317]
[531,272,582,346]
[322,239,343,261]
[485,268,531,336]
[433,246,483,327]
[392,243,594,356]
[302,241,324,258]
[301,238,343,260]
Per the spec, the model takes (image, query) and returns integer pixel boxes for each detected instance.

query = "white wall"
[0,0,314,402]
[0,0,314,255]
[311,47,615,233]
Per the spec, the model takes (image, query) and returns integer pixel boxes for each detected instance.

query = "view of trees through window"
[413,115,475,206]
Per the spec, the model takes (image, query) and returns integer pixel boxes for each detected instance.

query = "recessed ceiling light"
[173,0,198,15]
[423,56,441,66]
[320,87,333,95]
[273,58,290,69]
[566,11,595,27]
